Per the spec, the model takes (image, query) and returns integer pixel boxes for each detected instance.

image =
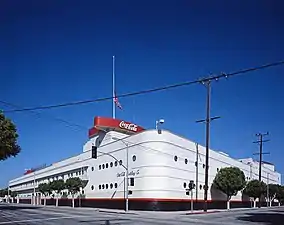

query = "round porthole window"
[110,162,113,167]
[185,159,188,164]
[106,163,108,169]
[91,185,94,190]
[174,156,178,161]
[132,155,136,162]
[119,160,123,165]
[115,161,118,167]
[102,164,105,169]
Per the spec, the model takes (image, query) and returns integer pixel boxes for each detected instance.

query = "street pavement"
[0,203,283,224]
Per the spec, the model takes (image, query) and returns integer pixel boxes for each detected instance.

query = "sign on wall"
[117,169,140,177]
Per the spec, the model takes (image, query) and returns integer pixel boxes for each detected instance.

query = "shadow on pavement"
[79,219,131,224]
[0,204,41,210]
[237,212,284,225]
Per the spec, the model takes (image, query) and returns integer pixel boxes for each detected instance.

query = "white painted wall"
[9,129,281,201]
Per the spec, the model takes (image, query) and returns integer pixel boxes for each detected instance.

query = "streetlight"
[112,137,129,212]
[156,119,165,130]
[25,168,36,205]
[92,137,130,212]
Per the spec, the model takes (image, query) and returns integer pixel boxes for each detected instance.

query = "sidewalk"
[95,205,282,216]
[94,208,225,215]
[6,202,281,216]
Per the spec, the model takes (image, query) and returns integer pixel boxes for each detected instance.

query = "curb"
[184,206,284,215]
[185,210,220,215]
[97,209,137,215]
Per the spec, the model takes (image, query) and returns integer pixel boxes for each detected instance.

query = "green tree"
[213,167,246,209]
[0,188,16,203]
[0,188,8,197]
[65,177,87,208]
[50,180,65,207]
[9,191,17,203]
[267,184,281,206]
[276,185,284,205]
[38,183,52,206]
[10,191,17,198]
[0,112,21,161]
[244,179,267,208]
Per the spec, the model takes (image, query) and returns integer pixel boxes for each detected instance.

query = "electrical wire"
[3,60,284,113]
[0,100,88,131]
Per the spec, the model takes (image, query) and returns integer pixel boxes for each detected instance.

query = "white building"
[8,116,281,210]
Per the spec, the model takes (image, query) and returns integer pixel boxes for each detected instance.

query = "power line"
[3,60,284,113]
[0,100,88,131]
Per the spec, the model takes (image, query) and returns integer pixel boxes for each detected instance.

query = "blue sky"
[0,0,284,187]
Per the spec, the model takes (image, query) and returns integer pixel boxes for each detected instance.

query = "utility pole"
[125,142,129,212]
[195,143,199,200]
[196,75,225,212]
[267,173,269,207]
[253,132,270,208]
[253,132,270,182]
[7,185,10,203]
[33,171,36,205]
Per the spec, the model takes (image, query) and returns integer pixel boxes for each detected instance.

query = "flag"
[114,92,122,109]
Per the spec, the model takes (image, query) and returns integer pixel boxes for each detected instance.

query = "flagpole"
[112,55,116,119]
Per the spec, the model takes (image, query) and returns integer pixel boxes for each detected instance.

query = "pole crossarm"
[196,116,221,123]
[253,152,270,155]
[253,140,270,144]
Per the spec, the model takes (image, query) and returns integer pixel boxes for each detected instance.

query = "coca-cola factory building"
[8,116,281,210]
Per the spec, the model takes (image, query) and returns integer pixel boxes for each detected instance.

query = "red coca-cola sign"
[88,116,145,138]
[119,121,138,132]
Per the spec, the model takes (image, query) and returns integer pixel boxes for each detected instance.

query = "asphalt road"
[0,203,283,225]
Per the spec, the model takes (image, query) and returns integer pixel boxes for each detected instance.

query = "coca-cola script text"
[119,121,138,132]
